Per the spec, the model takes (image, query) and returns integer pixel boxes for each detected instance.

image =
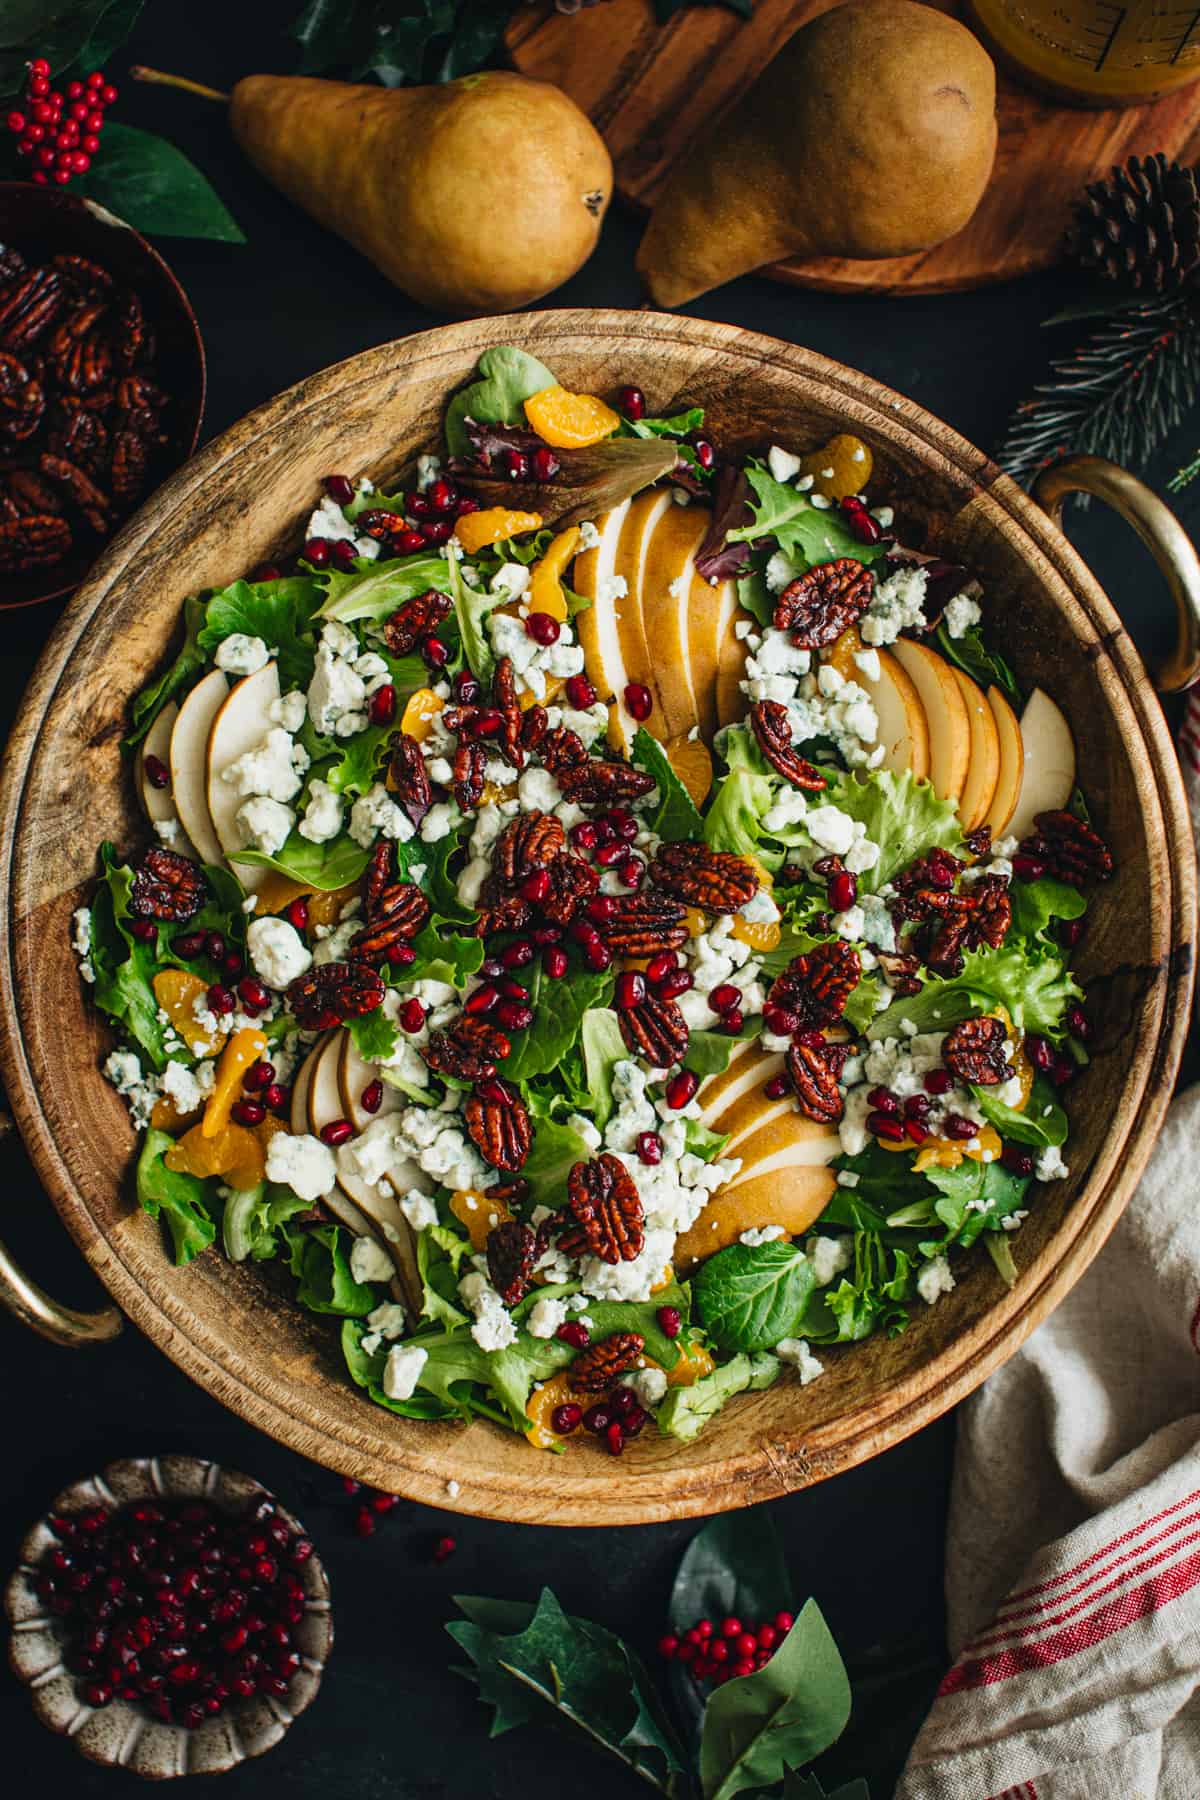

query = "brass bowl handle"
[0,1234,121,1346]
[1033,453,1200,693]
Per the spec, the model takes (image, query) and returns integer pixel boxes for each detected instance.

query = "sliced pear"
[715,591,753,728]
[711,1090,797,1160]
[696,1038,768,1123]
[952,666,1001,832]
[205,662,282,893]
[856,647,930,782]
[137,701,183,830]
[639,503,709,740]
[890,638,970,801]
[984,686,1025,838]
[610,490,674,738]
[338,1032,403,1131]
[169,670,229,867]
[674,1104,839,1269]
[574,501,633,750]
[289,1038,324,1135]
[1006,687,1076,843]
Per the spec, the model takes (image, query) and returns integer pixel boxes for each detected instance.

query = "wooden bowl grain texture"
[0,311,1193,1526]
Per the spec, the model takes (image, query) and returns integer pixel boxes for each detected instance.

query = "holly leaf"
[0,0,128,92]
[668,1511,796,1744]
[74,123,245,243]
[699,1599,852,1800]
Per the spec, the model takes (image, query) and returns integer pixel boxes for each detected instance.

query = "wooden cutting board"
[505,0,1200,295]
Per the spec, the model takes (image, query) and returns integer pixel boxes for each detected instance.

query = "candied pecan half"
[56,322,113,396]
[650,840,758,912]
[111,288,146,371]
[364,840,395,912]
[383,588,451,656]
[750,699,827,791]
[769,940,862,1031]
[618,990,689,1067]
[569,1331,646,1392]
[0,267,64,352]
[39,452,110,527]
[492,655,524,772]
[542,850,598,925]
[464,1086,533,1173]
[109,425,149,506]
[962,824,993,858]
[472,891,533,939]
[453,741,487,811]
[893,846,963,899]
[520,704,548,751]
[0,512,71,571]
[600,890,689,956]
[786,1038,850,1124]
[492,810,565,887]
[486,1219,536,1307]
[422,1016,511,1082]
[52,254,113,300]
[1019,810,1113,886]
[559,1154,645,1265]
[943,1015,1010,1086]
[538,726,588,775]
[47,400,107,472]
[7,467,62,514]
[0,352,44,441]
[129,846,205,923]
[287,960,385,1030]
[969,874,1012,951]
[351,881,431,964]
[0,245,26,283]
[774,557,875,648]
[875,950,923,997]
[558,757,656,809]
[390,732,432,830]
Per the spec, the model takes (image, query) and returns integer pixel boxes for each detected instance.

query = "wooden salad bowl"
[0,312,1195,1526]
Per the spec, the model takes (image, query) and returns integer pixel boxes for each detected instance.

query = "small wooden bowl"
[0,182,206,610]
[5,1455,331,1779]
[0,311,1194,1525]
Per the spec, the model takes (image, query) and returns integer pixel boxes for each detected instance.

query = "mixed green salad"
[74,343,1109,1456]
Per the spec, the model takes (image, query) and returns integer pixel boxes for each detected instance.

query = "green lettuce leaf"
[1010,874,1086,947]
[871,942,1082,1040]
[632,726,705,841]
[975,1074,1067,1149]
[89,846,169,1068]
[626,405,704,439]
[341,1320,463,1421]
[520,1113,596,1211]
[802,1231,915,1344]
[728,464,888,572]
[222,1181,312,1264]
[136,1129,215,1265]
[684,1019,759,1078]
[580,1008,627,1131]
[820,767,964,889]
[657,1352,780,1443]
[448,548,504,682]
[197,576,324,693]
[232,833,368,891]
[444,345,558,460]
[406,917,485,990]
[694,1241,817,1352]
[316,553,452,625]
[283,1224,376,1316]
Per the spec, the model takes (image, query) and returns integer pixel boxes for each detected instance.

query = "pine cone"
[1066,155,1200,293]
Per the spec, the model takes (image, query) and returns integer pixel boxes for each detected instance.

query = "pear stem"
[129,66,230,104]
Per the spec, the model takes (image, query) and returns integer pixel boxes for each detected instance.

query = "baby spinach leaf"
[520,1113,594,1211]
[924,1160,1030,1249]
[935,617,1021,710]
[632,726,704,841]
[580,1007,626,1130]
[684,1019,759,1078]
[694,1241,816,1352]
[317,553,452,625]
[699,1598,852,1800]
[74,123,245,243]
[198,576,325,693]
[136,1130,215,1266]
[233,833,368,891]
[444,344,558,460]
[736,563,775,629]
[974,1074,1066,1149]
[124,595,207,748]
[283,1224,375,1315]
[501,962,615,1084]
[657,1351,779,1443]
[729,464,887,573]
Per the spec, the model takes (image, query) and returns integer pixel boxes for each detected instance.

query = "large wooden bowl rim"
[0,312,1193,1526]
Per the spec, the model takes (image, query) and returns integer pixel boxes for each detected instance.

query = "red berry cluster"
[7,59,118,187]
[35,1494,314,1729]
[659,1611,796,1685]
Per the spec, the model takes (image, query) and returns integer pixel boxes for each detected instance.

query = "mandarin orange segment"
[665,735,714,808]
[528,525,580,623]
[153,969,228,1057]
[150,1093,202,1134]
[165,1120,265,1188]
[683,906,709,938]
[480,776,517,805]
[650,1264,675,1295]
[730,913,782,953]
[306,882,358,930]
[525,1371,583,1449]
[449,1187,513,1252]
[201,1026,268,1139]
[524,384,619,450]
[666,1341,715,1387]
[398,686,445,743]
[455,507,543,555]
[911,1123,1003,1173]
[825,624,865,683]
[797,433,874,500]
[254,871,314,915]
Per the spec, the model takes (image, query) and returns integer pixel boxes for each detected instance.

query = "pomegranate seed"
[839,496,882,544]
[206,984,235,1015]
[494,1000,533,1030]
[324,474,354,506]
[387,942,416,969]
[394,528,426,555]
[245,1057,276,1092]
[657,1634,679,1659]
[369,684,396,727]
[557,1320,591,1350]
[645,951,677,985]
[283,897,309,932]
[422,520,453,547]
[904,1093,931,1119]
[203,929,226,961]
[1050,1053,1076,1087]
[867,1086,900,1115]
[354,1508,375,1538]
[543,946,568,978]
[398,997,426,1032]
[520,868,552,904]
[904,1118,928,1144]
[657,1304,682,1337]
[465,984,498,1015]
[760,1004,797,1036]
[303,536,331,567]
[406,490,432,520]
[601,806,636,840]
[584,895,618,924]
[624,682,653,722]
[1060,917,1086,949]
[605,1422,626,1456]
[361,1080,384,1114]
[262,1082,286,1114]
[530,445,560,481]
[472,708,504,738]
[719,1009,745,1033]
[616,970,646,1010]
[595,841,627,869]
[571,821,599,852]
[499,939,534,969]
[475,1078,510,1104]
[869,1112,906,1142]
[143,754,170,790]
[427,477,456,511]
[583,938,612,972]
[565,674,596,709]
[231,1099,266,1127]
[666,1070,698,1109]
[370,1492,400,1513]
[331,535,357,572]
[829,870,858,912]
[525,611,561,646]
[129,918,157,942]
[618,856,645,888]
[622,1405,647,1439]
[941,1112,979,1140]
[454,671,482,704]
[658,968,694,999]
[709,982,741,1014]
[924,1068,953,1095]
[237,976,270,1013]
[502,448,529,481]
[551,1403,583,1435]
[433,1536,457,1563]
[1066,1003,1089,1040]
[637,1131,663,1164]
[764,1073,791,1100]
[1001,1145,1035,1176]
[1011,853,1047,882]
[422,635,449,670]
[1025,1034,1055,1074]
[481,958,504,977]
[693,439,715,471]
[618,385,646,420]
[319,1119,353,1147]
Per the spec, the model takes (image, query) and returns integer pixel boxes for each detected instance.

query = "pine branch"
[997,292,1200,489]
[1169,449,1200,492]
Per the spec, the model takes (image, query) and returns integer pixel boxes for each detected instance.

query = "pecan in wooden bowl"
[0,182,204,609]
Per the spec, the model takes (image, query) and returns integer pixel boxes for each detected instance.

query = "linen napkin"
[895,689,1200,1800]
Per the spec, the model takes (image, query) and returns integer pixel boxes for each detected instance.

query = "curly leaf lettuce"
[727,463,888,572]
[197,576,325,693]
[820,767,964,889]
[136,1130,216,1265]
[872,942,1082,1040]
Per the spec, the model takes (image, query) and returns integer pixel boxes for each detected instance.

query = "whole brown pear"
[230,70,612,315]
[637,0,997,307]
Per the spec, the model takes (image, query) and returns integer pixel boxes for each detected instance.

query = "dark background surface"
[3,3,1197,1795]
